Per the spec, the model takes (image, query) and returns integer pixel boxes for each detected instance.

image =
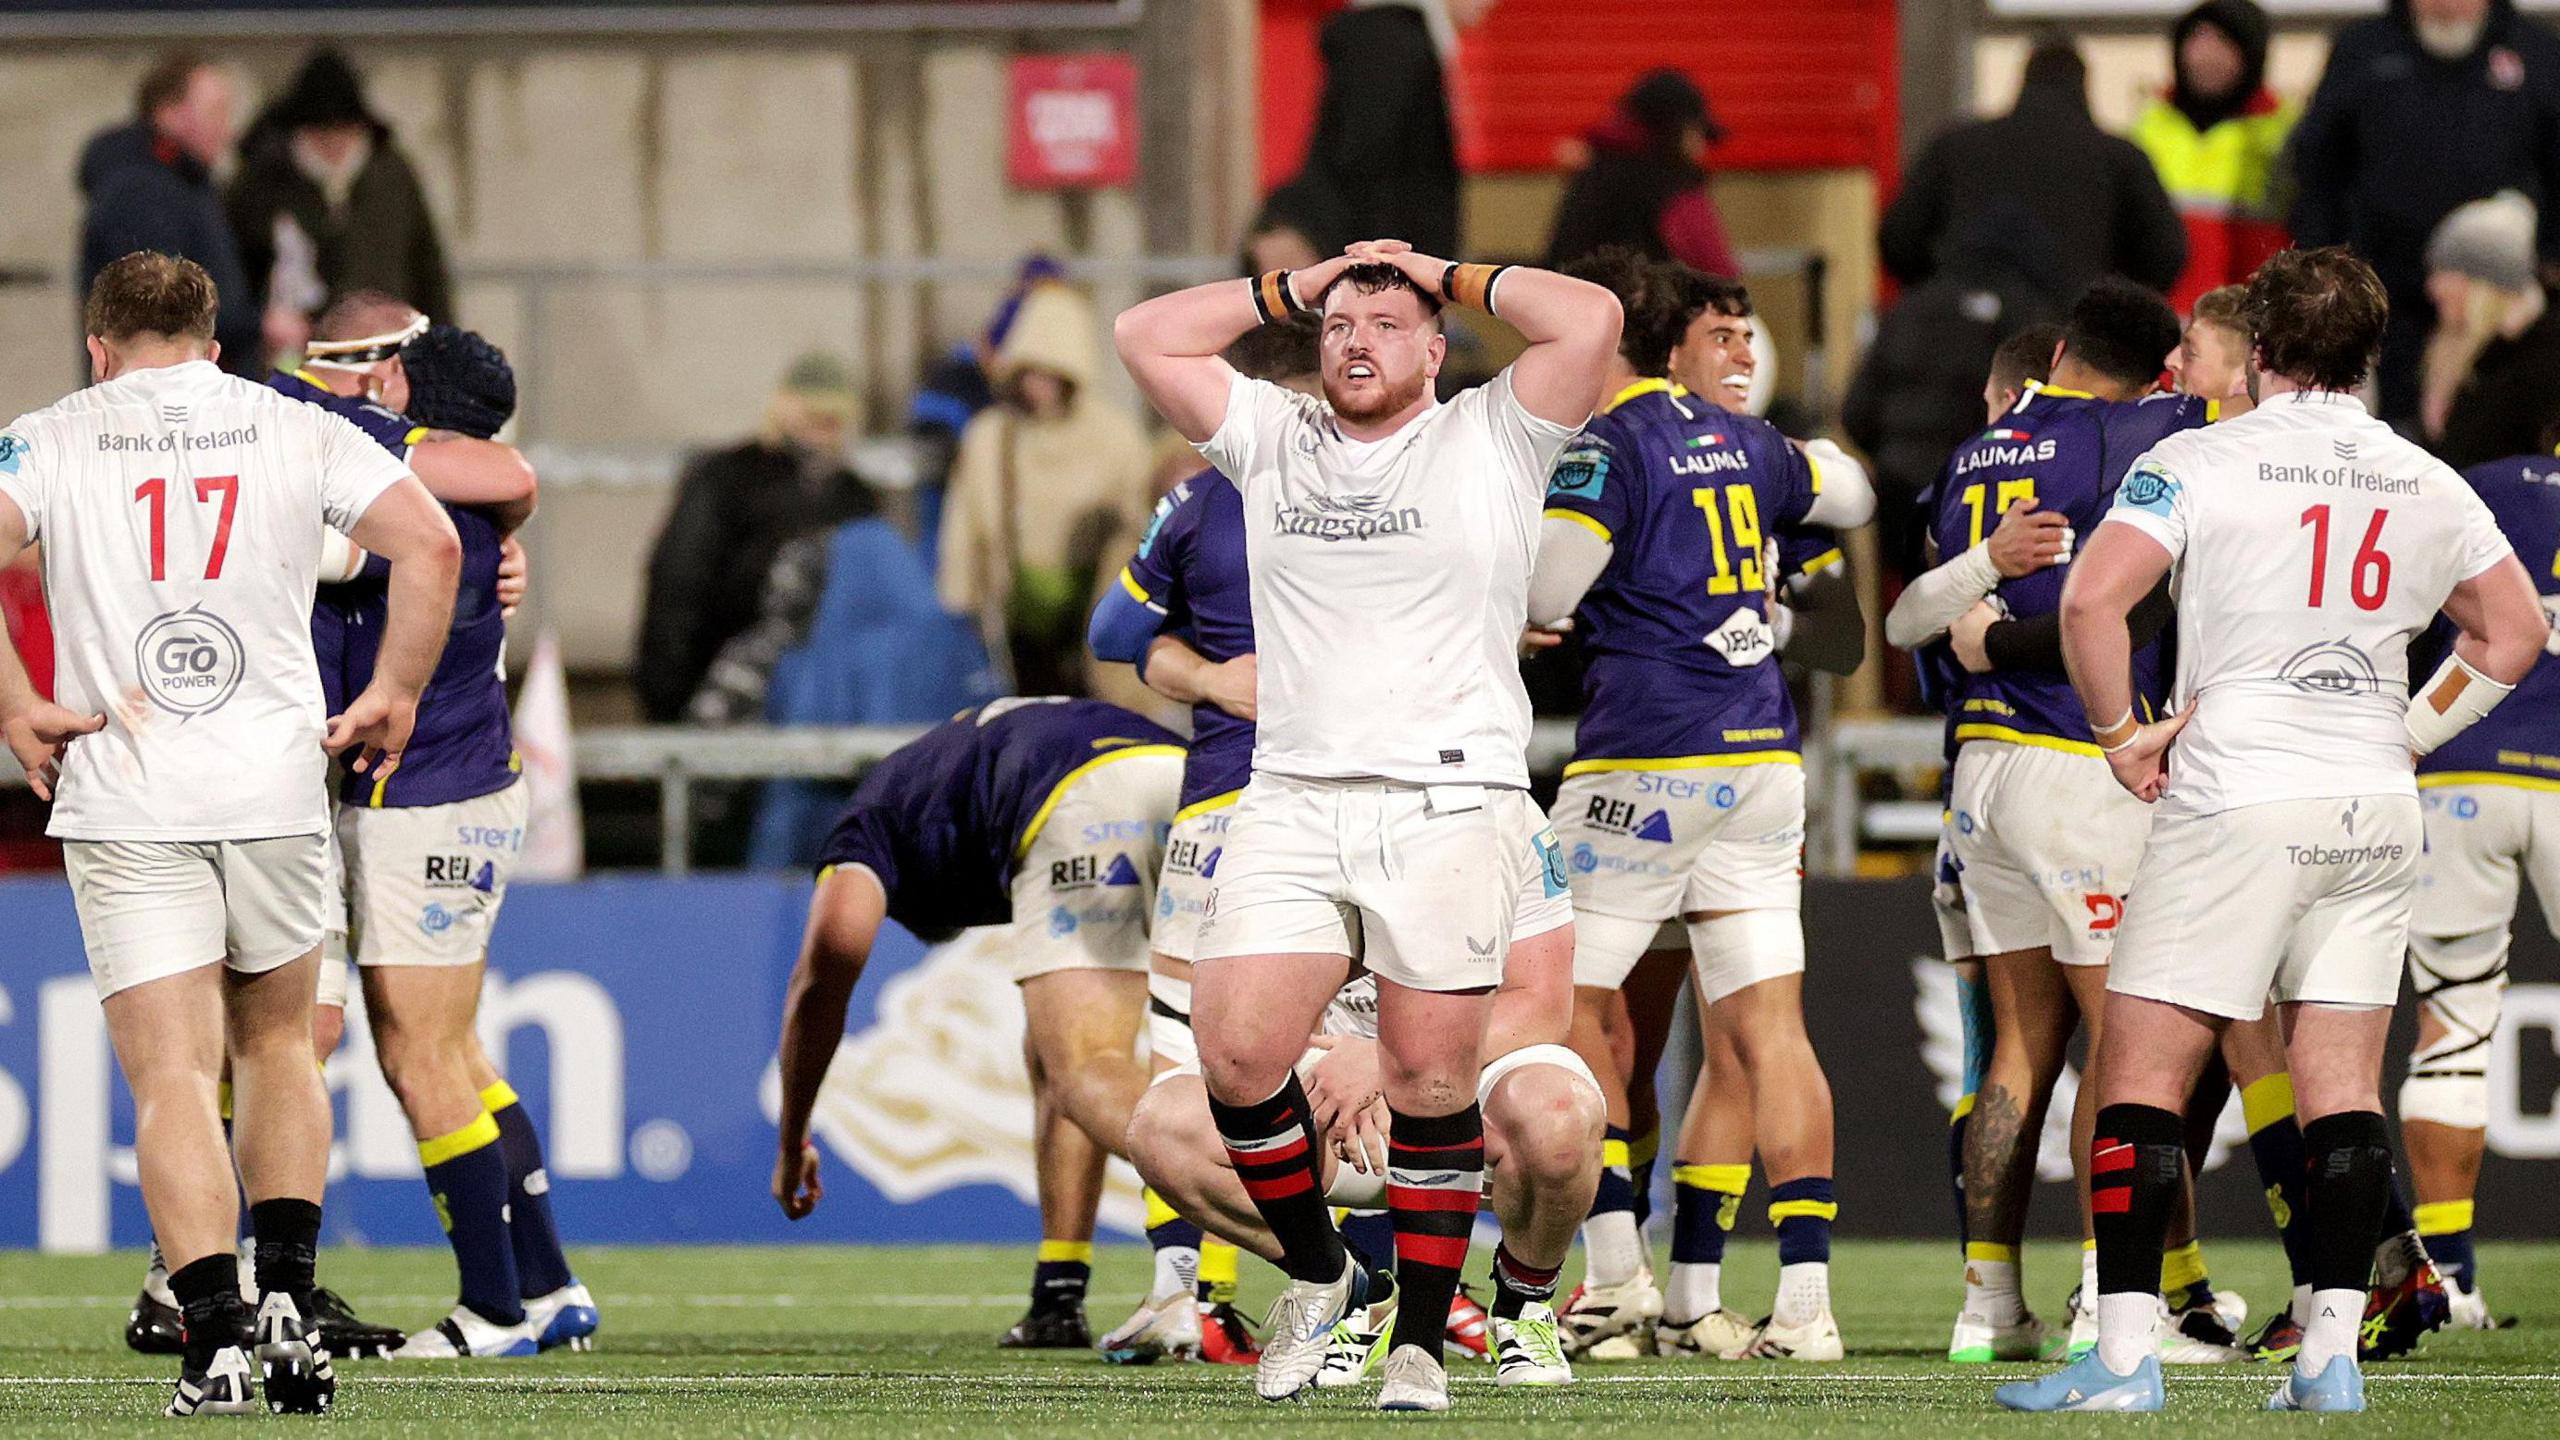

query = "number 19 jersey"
[0,361,410,840]
[2106,390,2512,817]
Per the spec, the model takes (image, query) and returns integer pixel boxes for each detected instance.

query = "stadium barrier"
[2,874,2550,1252]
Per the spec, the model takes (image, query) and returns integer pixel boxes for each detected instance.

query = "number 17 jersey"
[2106,390,2512,817]
[0,361,410,841]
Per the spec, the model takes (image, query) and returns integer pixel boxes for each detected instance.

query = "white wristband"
[2406,652,2517,758]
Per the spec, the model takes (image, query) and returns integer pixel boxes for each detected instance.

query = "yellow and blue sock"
[1628,1125,1661,1231]
[2241,1073,2314,1290]
[419,1111,525,1325]
[1666,1162,1747,1322]
[1031,1240,1092,1317]
[2161,1239,2214,1313]
[1952,966,1991,1248]
[481,1081,576,1298]
[1771,1176,1837,1265]
[2416,1199,2477,1293]
[1196,1239,1241,1308]
[1142,1186,1202,1300]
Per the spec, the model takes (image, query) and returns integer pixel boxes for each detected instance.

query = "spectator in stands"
[2421,191,2560,468]
[228,48,452,360]
[1545,69,1740,280]
[1881,37,2187,301]
[2131,1,2295,314]
[938,280,1152,697]
[2288,0,2560,422]
[77,52,260,375]
[1845,200,2071,577]
[1240,189,1329,275]
[904,256,1063,560]
[635,353,876,723]
[1278,0,1496,261]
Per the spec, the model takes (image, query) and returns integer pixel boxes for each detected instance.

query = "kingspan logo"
[1273,491,1425,543]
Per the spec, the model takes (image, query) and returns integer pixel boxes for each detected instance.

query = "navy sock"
[1770,1176,1837,1265]
[1339,1210,1398,1276]
[484,1084,576,1297]
[1591,1124,1637,1219]
[1030,1242,1092,1317]
[420,1114,526,1326]
[1147,1216,1203,1253]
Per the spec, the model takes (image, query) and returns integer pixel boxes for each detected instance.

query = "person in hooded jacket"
[226,48,451,353]
[937,280,1155,697]
[1845,201,2073,579]
[1545,70,1740,280]
[77,53,261,375]
[2289,0,2560,423]
[1882,38,2187,302]
[2131,0,2296,315]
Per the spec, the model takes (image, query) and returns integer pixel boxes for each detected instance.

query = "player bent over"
[0,252,462,1414]
[768,699,1184,1347]
[2400,430,2560,1333]
[1131,878,1602,1390]
[2002,246,2548,1414]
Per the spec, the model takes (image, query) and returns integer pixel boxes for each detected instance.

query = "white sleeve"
[2099,454,2191,564]
[1482,368,1584,503]
[1196,371,1282,486]
[1528,513,1614,627]
[2451,483,2516,582]
[1883,542,2001,650]
[0,417,49,542]
[313,406,415,535]
[1799,439,1876,529]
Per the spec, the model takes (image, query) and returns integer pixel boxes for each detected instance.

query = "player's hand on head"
[2103,709,2191,804]
[1987,498,2072,578]
[3,702,106,801]
[774,1138,823,1219]
[326,682,419,780]
[496,534,529,619]
[1950,601,2001,673]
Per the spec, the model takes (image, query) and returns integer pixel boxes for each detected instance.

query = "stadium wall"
[0,875,2550,1252]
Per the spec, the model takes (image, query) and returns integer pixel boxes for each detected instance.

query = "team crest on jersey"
[1547,446,1609,500]
[0,431,26,475]
[1135,486,1183,559]
[2118,462,2180,516]
[2277,638,2383,696]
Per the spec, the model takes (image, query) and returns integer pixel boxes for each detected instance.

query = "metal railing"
[576,713,1948,875]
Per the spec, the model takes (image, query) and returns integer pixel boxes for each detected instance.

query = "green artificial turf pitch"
[1,1239,2554,1435]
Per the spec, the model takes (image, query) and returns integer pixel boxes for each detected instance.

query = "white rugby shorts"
[1949,741,2151,967]
[2110,793,2421,1020]
[1003,750,1180,983]
[2415,780,2560,941]
[1193,775,1553,993]
[1932,815,1974,963]
[1151,797,1235,963]
[1550,761,1803,988]
[339,781,528,967]
[66,833,328,999]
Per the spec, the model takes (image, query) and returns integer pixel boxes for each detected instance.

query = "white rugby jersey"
[1197,369,1579,789]
[2104,389,2511,817]
[0,360,410,840]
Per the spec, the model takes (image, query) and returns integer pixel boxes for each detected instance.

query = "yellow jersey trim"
[2418,771,2560,794]
[478,1080,521,1113]
[1603,377,1682,414]
[2025,380,2096,401]
[1954,723,2103,759]
[1173,789,1243,825]
[1116,567,1150,604]
[2204,398,2222,423]
[1544,507,1613,543]
[402,424,430,450]
[1807,447,1825,494]
[1563,751,1800,778]
[1794,547,1844,578]
[1014,744,1187,861]
[369,771,390,808]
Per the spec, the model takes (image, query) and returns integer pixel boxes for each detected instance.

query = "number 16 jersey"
[0,361,410,841]
[2107,389,2512,817]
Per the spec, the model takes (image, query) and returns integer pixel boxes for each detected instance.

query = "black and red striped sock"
[1387,1104,1484,1359]
[1488,1243,1562,1320]
[1208,1074,1346,1284]
[2092,1103,2186,1298]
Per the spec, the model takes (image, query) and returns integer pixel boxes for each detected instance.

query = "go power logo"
[134,606,244,718]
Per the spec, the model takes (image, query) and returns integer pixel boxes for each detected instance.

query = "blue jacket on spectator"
[77,123,260,374]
